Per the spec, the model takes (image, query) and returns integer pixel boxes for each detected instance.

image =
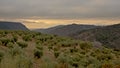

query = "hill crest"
[0,21,29,30]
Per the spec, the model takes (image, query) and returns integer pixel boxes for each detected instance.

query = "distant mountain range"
[0,21,119,49]
[0,21,29,30]
[71,24,120,49]
[34,23,120,49]
[34,23,99,36]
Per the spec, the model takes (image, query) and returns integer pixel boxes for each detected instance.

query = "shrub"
[54,51,60,58]
[61,42,71,47]
[70,48,74,53]
[36,43,43,50]
[36,45,43,50]
[17,41,28,48]
[22,35,32,41]
[72,62,79,68]
[53,47,58,51]
[48,46,53,51]
[0,38,11,46]
[16,56,33,68]
[80,42,92,50]
[0,51,4,62]
[8,45,23,57]
[34,49,43,59]
[96,53,112,61]
[6,42,14,48]
[80,51,86,55]
[36,40,43,45]
[0,52,33,68]
[58,55,67,63]
[0,41,2,45]
[70,47,78,53]
[12,35,18,42]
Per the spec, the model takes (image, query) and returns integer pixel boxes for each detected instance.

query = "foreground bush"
[8,45,23,57]
[0,38,11,46]
[36,44,43,50]
[6,42,14,48]
[0,51,4,62]
[54,51,60,58]
[0,44,33,68]
[0,53,33,68]
[12,35,18,42]
[17,41,28,48]
[34,49,43,59]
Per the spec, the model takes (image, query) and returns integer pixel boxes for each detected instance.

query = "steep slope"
[71,24,120,49]
[34,23,98,36]
[0,21,29,30]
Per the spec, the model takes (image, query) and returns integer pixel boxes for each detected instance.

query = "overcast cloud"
[0,0,120,19]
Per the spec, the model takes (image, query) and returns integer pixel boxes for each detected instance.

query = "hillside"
[0,30,119,68]
[35,25,64,33]
[0,21,29,30]
[34,23,99,36]
[71,24,120,49]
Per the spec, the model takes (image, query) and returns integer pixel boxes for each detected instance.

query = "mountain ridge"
[34,23,99,36]
[71,23,120,49]
[0,21,29,30]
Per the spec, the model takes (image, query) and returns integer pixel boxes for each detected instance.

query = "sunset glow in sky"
[0,0,120,29]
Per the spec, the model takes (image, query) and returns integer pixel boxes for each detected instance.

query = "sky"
[0,0,120,29]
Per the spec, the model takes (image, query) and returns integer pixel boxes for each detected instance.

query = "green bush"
[0,51,4,62]
[12,35,18,42]
[0,52,33,68]
[72,62,79,68]
[22,35,32,41]
[96,54,113,61]
[36,44,43,50]
[6,42,14,48]
[8,45,23,57]
[54,51,60,58]
[58,55,67,63]
[48,46,53,51]
[80,42,92,50]
[53,47,59,51]
[0,41,2,45]
[0,38,11,46]
[70,48,74,53]
[70,47,78,53]
[34,49,43,58]
[61,42,71,47]
[17,41,28,48]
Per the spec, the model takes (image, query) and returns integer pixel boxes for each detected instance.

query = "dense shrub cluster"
[22,35,32,41]
[54,51,60,58]
[0,30,119,68]
[79,41,92,50]
[34,43,43,59]
[0,38,11,46]
[17,41,28,48]
[34,49,43,58]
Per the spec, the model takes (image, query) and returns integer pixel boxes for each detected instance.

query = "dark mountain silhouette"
[0,21,29,30]
[71,24,120,49]
[34,23,99,36]
[35,25,64,33]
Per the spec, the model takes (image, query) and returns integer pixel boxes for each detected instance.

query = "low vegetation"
[0,30,119,68]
